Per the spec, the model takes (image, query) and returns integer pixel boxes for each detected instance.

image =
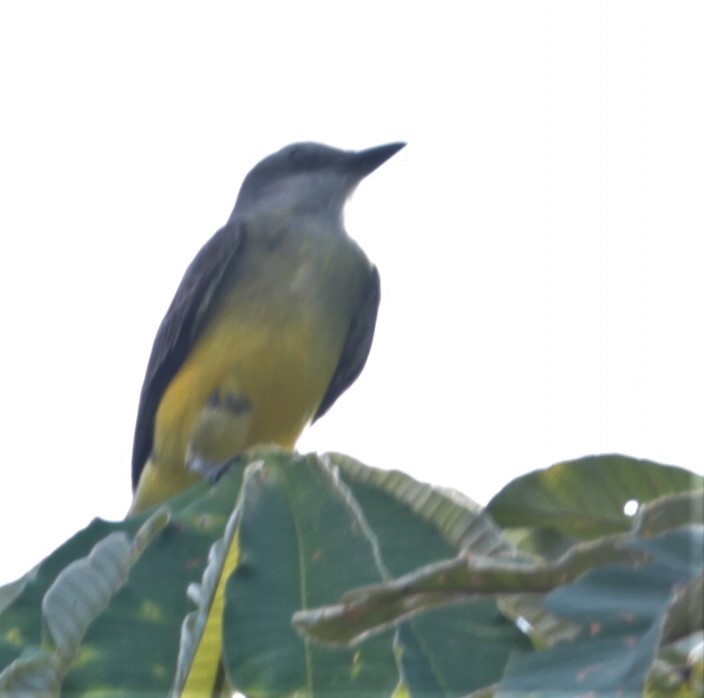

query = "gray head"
[231,141,405,222]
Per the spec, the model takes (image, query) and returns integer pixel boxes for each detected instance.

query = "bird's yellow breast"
[152,296,345,475]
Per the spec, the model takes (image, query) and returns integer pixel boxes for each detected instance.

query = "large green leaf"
[486,454,702,551]
[0,509,168,695]
[0,517,141,674]
[222,453,399,697]
[0,462,245,696]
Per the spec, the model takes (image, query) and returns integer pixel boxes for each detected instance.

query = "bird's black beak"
[351,142,406,178]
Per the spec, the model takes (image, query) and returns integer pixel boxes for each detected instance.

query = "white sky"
[1,1,702,584]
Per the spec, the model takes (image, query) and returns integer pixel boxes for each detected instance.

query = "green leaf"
[223,453,399,697]
[486,454,702,553]
[0,457,246,697]
[0,509,168,695]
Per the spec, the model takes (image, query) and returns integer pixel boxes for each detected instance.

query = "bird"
[129,141,405,514]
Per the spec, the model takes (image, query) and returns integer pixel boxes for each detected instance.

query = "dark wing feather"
[313,265,381,420]
[131,219,246,488]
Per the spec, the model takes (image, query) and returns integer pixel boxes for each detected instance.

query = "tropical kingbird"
[129,141,405,514]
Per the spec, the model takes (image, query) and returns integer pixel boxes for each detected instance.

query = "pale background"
[1,1,702,584]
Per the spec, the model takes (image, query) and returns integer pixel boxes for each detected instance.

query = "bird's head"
[232,141,405,222]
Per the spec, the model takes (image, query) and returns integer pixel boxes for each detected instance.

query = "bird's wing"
[313,265,381,421]
[131,219,247,489]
